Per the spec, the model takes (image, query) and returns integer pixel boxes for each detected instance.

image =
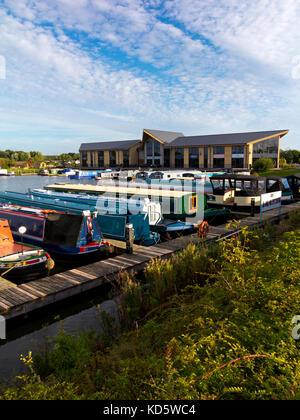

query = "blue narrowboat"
[0,205,109,260]
[0,191,160,246]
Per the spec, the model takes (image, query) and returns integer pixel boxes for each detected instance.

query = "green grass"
[258,168,300,177]
[1,212,300,400]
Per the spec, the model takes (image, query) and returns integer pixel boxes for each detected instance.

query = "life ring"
[198,221,209,238]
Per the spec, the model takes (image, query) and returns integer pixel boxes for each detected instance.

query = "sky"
[0,0,299,154]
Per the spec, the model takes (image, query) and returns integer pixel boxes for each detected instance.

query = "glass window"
[232,157,244,168]
[82,151,87,167]
[90,152,94,167]
[232,145,244,155]
[109,151,116,167]
[164,149,170,167]
[204,147,208,168]
[213,146,224,155]
[154,141,161,157]
[97,151,104,167]
[146,140,152,156]
[175,148,184,168]
[213,158,224,168]
[123,150,129,167]
[189,148,199,168]
[253,137,278,158]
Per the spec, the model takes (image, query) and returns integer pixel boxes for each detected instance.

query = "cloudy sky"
[0,0,299,154]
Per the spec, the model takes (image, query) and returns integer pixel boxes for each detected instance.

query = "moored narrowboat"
[0,190,161,246]
[44,182,204,220]
[0,218,52,282]
[0,205,109,260]
[207,174,290,211]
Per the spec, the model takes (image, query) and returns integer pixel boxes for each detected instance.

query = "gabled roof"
[143,129,184,144]
[79,139,141,152]
[170,130,288,147]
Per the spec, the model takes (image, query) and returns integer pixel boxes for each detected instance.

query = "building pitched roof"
[143,129,184,144]
[170,130,288,147]
[79,139,141,152]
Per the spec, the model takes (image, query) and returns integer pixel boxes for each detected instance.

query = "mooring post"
[250,198,255,217]
[125,223,134,254]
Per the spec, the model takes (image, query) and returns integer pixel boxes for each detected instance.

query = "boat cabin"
[286,173,300,199]
[208,174,286,209]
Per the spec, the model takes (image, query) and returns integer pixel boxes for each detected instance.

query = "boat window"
[1,213,44,238]
[282,178,291,191]
[44,213,83,247]
[211,179,224,192]
[189,196,197,212]
[267,179,280,192]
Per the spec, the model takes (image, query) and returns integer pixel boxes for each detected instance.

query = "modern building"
[79,128,289,170]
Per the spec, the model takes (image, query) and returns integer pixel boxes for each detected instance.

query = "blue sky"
[0,0,299,154]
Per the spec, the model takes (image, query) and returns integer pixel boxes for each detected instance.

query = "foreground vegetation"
[1,212,300,400]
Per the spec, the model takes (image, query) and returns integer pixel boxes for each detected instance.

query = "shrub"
[252,158,274,172]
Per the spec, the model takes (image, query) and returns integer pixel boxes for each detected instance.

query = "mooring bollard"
[250,198,255,217]
[125,223,134,254]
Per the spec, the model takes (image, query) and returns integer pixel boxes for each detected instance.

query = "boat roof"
[45,183,198,198]
[286,173,300,179]
[210,174,265,181]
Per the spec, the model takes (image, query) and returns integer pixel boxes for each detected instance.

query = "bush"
[252,158,274,172]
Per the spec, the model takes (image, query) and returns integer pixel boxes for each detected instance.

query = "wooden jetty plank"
[0,293,17,308]
[53,272,82,285]
[67,268,98,280]
[17,283,47,297]
[23,280,56,295]
[41,275,76,291]
[112,254,150,265]
[0,278,16,291]
[0,289,27,306]
[15,286,39,300]
[1,287,33,305]
[0,301,10,311]
[54,271,89,285]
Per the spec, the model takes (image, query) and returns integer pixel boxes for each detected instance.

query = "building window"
[252,137,279,167]
[232,145,244,168]
[213,158,224,168]
[97,151,104,167]
[232,158,244,168]
[154,141,160,157]
[189,148,199,168]
[175,148,184,168]
[109,151,116,167]
[232,145,244,155]
[204,147,208,168]
[90,152,94,168]
[123,150,129,167]
[146,140,152,157]
[253,137,278,158]
[82,151,87,168]
[164,149,170,167]
[213,146,225,155]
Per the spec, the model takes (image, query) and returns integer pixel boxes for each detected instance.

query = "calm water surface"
[0,175,119,382]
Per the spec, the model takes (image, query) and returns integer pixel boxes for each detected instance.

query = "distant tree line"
[0,149,80,169]
[0,150,44,161]
[280,149,300,164]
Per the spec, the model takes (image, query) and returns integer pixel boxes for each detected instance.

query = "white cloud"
[0,0,300,151]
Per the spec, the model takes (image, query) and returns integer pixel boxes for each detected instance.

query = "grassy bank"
[1,212,300,400]
[258,168,300,177]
